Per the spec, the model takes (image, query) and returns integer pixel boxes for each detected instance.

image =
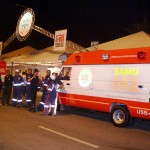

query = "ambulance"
[58,47,150,127]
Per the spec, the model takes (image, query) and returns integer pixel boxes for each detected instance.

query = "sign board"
[0,61,6,75]
[54,29,67,51]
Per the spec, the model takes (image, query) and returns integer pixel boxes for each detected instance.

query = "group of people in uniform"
[0,68,63,116]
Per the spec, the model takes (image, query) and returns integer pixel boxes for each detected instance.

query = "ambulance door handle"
[66,83,70,85]
[138,85,143,88]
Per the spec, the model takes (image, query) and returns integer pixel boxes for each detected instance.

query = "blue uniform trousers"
[12,86,22,107]
[44,91,57,115]
[26,84,31,107]
[38,88,48,111]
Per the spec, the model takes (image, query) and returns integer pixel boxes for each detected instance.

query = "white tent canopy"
[0,45,75,64]
[0,45,76,76]
[87,31,150,50]
[1,31,150,69]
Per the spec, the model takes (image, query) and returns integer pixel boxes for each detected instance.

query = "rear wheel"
[111,106,130,127]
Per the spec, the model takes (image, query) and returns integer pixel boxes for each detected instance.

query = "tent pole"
[11,62,13,75]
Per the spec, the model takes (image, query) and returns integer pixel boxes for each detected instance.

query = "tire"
[111,106,130,127]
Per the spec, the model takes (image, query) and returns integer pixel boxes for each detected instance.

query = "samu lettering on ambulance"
[114,67,139,76]
[114,67,139,91]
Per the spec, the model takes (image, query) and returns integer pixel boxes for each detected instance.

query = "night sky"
[0,0,150,54]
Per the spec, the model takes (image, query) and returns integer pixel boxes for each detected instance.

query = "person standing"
[28,69,39,112]
[44,73,63,116]
[37,69,51,111]
[22,72,26,97]
[12,69,24,107]
[26,68,32,107]
[2,70,13,105]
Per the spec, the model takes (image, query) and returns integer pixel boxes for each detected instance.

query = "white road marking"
[38,126,99,149]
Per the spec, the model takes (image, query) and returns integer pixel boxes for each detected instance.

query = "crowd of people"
[0,68,63,116]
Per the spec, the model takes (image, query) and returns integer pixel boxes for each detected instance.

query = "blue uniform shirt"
[43,75,51,87]
[13,75,24,86]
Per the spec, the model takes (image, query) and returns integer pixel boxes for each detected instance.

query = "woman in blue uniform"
[43,73,63,116]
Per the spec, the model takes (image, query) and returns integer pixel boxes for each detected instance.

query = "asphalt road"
[0,93,150,150]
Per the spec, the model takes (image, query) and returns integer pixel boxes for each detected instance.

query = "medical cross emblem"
[78,68,92,88]
[81,73,89,83]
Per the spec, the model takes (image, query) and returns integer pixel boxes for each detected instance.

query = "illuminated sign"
[78,68,92,88]
[54,29,67,51]
[16,8,35,41]
[114,67,139,76]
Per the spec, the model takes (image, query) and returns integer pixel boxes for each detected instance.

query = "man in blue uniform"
[37,69,51,111]
[26,68,32,107]
[2,70,13,105]
[12,69,24,107]
[28,69,39,112]
[43,72,63,116]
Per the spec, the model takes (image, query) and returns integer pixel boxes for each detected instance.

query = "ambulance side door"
[58,67,72,105]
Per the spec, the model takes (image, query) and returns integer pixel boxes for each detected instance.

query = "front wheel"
[111,106,130,127]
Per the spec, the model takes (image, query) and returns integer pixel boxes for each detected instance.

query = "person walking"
[28,69,39,112]
[37,69,51,111]
[43,72,63,116]
[2,70,13,105]
[12,69,24,107]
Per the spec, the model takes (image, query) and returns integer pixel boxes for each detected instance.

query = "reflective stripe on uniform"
[48,84,54,91]
[12,98,17,102]
[48,88,52,91]
[13,83,22,86]
[18,100,22,102]
[26,99,31,102]
[51,105,55,108]
[44,84,48,86]
[40,102,45,105]
[44,105,49,108]
[26,82,30,85]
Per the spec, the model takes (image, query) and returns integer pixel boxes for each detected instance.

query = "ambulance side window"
[59,67,72,80]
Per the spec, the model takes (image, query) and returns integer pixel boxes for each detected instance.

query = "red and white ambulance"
[58,47,150,127]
